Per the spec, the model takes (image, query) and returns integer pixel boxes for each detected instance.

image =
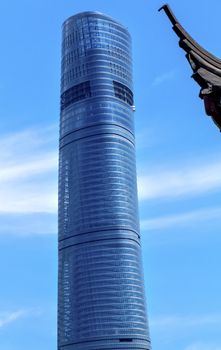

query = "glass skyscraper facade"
[58,11,151,350]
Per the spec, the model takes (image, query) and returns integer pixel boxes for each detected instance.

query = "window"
[113,81,133,106]
[61,81,91,110]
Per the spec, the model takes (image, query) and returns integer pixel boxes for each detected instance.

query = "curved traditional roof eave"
[159,3,221,131]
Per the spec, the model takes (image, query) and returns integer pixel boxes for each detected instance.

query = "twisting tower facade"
[58,11,151,350]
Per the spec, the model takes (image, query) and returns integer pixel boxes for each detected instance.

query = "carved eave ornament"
[159,4,221,131]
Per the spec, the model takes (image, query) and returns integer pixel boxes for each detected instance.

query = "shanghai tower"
[58,11,151,350]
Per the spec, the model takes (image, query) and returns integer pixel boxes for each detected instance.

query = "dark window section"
[119,338,133,342]
[61,81,91,110]
[113,81,134,106]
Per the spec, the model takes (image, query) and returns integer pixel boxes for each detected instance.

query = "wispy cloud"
[184,343,221,350]
[0,152,57,182]
[0,126,58,214]
[0,310,27,328]
[141,206,221,231]
[0,125,57,161]
[0,213,57,236]
[152,69,176,86]
[136,128,155,150]
[2,125,221,217]
[0,308,44,328]
[150,313,221,329]
[138,160,221,201]
[150,314,221,349]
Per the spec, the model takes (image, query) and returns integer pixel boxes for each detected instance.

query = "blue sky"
[0,0,221,349]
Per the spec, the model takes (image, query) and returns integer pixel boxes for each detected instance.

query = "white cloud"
[0,308,44,328]
[0,152,57,182]
[0,213,57,236]
[136,128,155,149]
[150,314,221,349]
[0,310,27,328]
[152,69,176,86]
[138,160,221,201]
[150,313,221,329]
[0,126,58,214]
[2,125,221,216]
[184,343,221,350]
[141,206,221,231]
[0,125,57,161]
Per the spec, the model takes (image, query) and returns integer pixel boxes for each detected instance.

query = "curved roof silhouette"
[159,4,221,131]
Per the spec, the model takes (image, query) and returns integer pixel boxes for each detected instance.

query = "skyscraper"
[58,11,151,350]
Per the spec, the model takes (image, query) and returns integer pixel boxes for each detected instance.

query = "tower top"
[62,11,128,32]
